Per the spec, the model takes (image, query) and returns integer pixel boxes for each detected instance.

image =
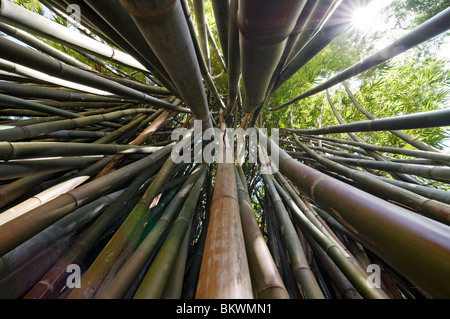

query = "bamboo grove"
[0,0,449,300]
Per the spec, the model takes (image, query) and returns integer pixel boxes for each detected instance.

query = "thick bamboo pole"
[0,190,122,280]
[193,0,210,71]
[0,172,56,209]
[238,0,306,113]
[82,0,180,95]
[301,134,450,164]
[0,145,172,257]
[224,0,240,117]
[0,21,92,71]
[0,156,100,181]
[181,0,226,111]
[196,112,253,299]
[211,0,229,67]
[23,167,161,299]
[272,177,389,299]
[295,137,450,225]
[260,132,450,298]
[120,0,213,131]
[0,108,156,142]
[0,0,147,72]
[271,0,349,96]
[0,142,160,160]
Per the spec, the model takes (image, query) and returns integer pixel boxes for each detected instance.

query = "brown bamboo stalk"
[196,111,253,299]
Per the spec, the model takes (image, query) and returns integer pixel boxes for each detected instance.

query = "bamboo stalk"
[0,142,160,160]
[0,36,190,113]
[238,0,307,113]
[196,112,253,299]
[0,190,122,280]
[273,176,389,299]
[295,137,450,225]
[0,145,172,257]
[284,108,450,135]
[97,165,206,299]
[161,223,193,299]
[261,170,324,299]
[0,0,147,71]
[0,108,156,142]
[65,153,177,299]
[260,132,450,298]
[235,165,289,299]
[0,156,100,181]
[23,166,162,299]
[120,0,212,130]
[133,165,208,299]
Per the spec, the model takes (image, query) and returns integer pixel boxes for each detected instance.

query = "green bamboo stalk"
[121,0,212,130]
[0,36,190,113]
[238,0,307,113]
[193,0,210,71]
[161,222,192,299]
[324,156,450,182]
[272,176,389,299]
[0,21,92,71]
[23,166,162,299]
[0,171,57,209]
[65,153,177,299]
[210,0,229,66]
[97,164,207,299]
[0,232,78,299]
[325,89,421,184]
[0,108,155,142]
[374,175,450,205]
[306,236,362,299]
[300,134,450,164]
[0,92,82,119]
[0,156,100,181]
[0,0,147,72]
[93,114,147,144]
[260,131,450,298]
[235,165,289,299]
[271,0,350,97]
[295,137,450,225]
[262,172,324,299]
[0,142,160,160]
[83,0,180,96]
[0,145,172,257]
[133,165,208,299]
[285,107,450,136]
[224,0,240,117]
[181,0,226,111]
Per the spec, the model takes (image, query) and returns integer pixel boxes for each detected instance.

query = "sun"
[351,1,392,32]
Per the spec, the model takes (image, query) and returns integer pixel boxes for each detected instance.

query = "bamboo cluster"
[0,0,449,299]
